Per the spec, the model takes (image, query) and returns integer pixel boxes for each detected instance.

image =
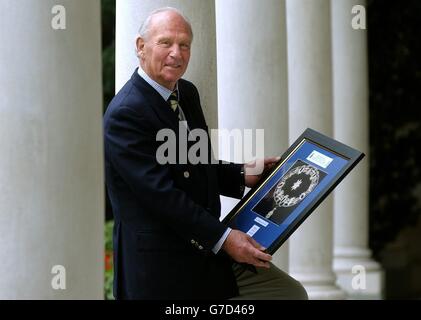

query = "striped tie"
[168,90,189,131]
[168,91,181,120]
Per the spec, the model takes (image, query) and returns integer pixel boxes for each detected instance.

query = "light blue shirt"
[137,67,174,100]
[137,67,231,254]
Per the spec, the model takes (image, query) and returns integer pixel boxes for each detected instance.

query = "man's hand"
[222,229,272,268]
[244,156,281,188]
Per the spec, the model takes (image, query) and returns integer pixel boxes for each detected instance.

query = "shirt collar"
[137,67,178,101]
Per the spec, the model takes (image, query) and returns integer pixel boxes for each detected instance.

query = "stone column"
[0,0,104,299]
[216,0,290,271]
[331,0,384,299]
[116,0,218,128]
[286,0,346,299]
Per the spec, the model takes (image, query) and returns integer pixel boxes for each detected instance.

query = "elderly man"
[104,7,307,300]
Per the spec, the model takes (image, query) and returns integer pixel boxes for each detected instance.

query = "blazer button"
[198,245,203,250]
[191,239,196,244]
[183,171,190,178]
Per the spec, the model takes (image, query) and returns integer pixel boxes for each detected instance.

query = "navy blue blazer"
[103,69,244,299]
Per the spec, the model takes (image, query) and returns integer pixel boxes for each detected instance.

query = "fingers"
[250,250,271,268]
[223,230,272,268]
[253,248,272,262]
[252,259,271,269]
[245,159,264,175]
[245,157,280,177]
[264,156,281,165]
[247,156,280,169]
[264,157,281,172]
[248,236,265,251]
[247,236,272,265]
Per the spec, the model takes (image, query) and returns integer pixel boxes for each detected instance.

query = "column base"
[334,247,384,299]
[306,286,347,300]
[291,272,347,300]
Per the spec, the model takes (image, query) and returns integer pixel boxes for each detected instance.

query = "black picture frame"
[222,128,365,255]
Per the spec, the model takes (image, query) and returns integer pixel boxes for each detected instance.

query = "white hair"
[138,7,193,40]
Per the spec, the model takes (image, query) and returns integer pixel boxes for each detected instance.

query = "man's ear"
[136,36,145,58]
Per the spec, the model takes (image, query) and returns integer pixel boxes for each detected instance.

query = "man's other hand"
[222,229,272,268]
[244,156,280,188]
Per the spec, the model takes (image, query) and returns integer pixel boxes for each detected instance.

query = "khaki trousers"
[231,262,308,300]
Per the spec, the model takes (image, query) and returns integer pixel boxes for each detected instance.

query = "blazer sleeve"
[104,105,227,251]
[216,162,245,199]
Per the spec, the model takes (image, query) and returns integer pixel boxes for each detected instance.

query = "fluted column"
[116,0,218,128]
[286,0,346,299]
[216,0,290,271]
[0,0,104,299]
[331,0,384,299]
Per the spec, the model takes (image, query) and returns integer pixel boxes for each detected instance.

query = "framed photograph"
[222,128,365,255]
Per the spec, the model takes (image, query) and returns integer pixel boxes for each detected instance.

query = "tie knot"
[170,90,178,100]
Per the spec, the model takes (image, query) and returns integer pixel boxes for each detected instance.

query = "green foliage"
[367,0,421,257]
[102,0,116,300]
[104,220,114,300]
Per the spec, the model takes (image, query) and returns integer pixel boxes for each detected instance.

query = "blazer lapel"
[130,70,179,132]
[178,86,202,131]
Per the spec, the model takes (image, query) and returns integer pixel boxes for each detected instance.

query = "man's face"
[137,11,192,90]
